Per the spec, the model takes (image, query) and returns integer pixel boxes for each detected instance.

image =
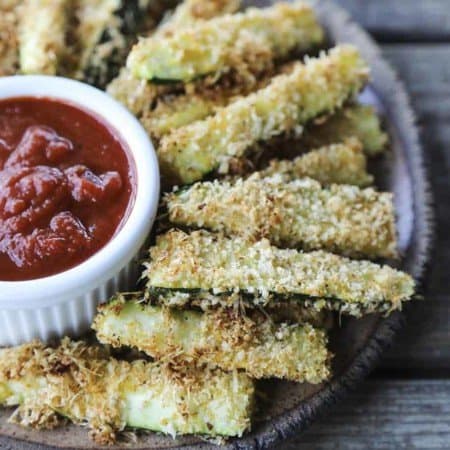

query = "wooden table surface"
[282,1,450,448]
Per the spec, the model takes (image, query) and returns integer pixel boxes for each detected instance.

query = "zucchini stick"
[258,139,373,186]
[0,338,254,443]
[299,104,388,156]
[74,0,123,81]
[18,0,71,75]
[157,45,369,185]
[93,296,331,383]
[107,0,242,115]
[76,0,159,88]
[166,173,396,258]
[127,2,324,82]
[158,0,242,35]
[146,288,332,328]
[0,1,19,76]
[145,230,415,317]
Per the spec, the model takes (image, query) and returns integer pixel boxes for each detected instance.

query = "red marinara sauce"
[0,97,136,281]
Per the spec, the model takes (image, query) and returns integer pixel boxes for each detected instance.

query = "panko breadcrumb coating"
[259,138,373,186]
[93,295,331,383]
[166,172,396,258]
[0,1,19,76]
[0,338,254,443]
[127,2,324,82]
[145,230,415,316]
[157,45,369,185]
[18,0,71,75]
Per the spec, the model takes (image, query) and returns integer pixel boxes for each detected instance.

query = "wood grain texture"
[335,0,450,42]
[378,45,450,370]
[282,379,450,449]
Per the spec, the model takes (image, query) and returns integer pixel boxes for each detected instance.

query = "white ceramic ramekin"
[0,76,160,346]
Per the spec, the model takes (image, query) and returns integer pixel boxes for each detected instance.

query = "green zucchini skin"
[157,45,369,185]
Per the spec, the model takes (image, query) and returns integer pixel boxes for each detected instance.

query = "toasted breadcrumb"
[145,230,415,316]
[0,338,254,442]
[299,104,388,156]
[18,0,71,75]
[166,170,395,258]
[94,296,331,383]
[157,45,369,184]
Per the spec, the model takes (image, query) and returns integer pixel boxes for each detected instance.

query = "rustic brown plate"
[0,1,433,449]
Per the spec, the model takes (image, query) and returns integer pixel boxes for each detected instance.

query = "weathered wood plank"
[282,379,450,449]
[335,0,450,42]
[375,45,450,370]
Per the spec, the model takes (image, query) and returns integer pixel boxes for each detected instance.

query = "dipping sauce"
[0,97,135,281]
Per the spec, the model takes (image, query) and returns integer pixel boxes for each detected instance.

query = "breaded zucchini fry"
[0,1,19,76]
[146,289,331,328]
[127,2,324,82]
[143,94,224,139]
[93,296,331,383]
[74,0,122,78]
[157,45,369,184]
[18,0,71,75]
[166,173,396,258]
[258,138,373,186]
[107,0,241,115]
[158,0,242,35]
[145,230,415,317]
[0,338,254,443]
[301,104,388,156]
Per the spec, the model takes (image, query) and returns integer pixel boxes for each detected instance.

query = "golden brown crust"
[94,296,331,383]
[0,338,254,442]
